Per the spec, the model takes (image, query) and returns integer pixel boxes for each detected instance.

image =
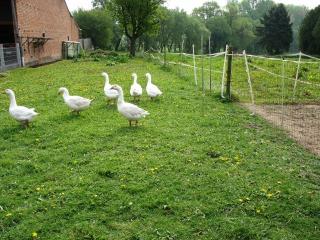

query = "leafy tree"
[225,1,240,26]
[184,16,210,53]
[240,0,274,20]
[299,5,320,54]
[231,17,256,50]
[206,16,232,51]
[192,1,222,23]
[73,9,113,49]
[157,7,175,51]
[92,0,109,9]
[286,4,308,52]
[108,0,164,56]
[256,4,293,54]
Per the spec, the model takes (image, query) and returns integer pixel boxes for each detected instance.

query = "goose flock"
[3,72,162,128]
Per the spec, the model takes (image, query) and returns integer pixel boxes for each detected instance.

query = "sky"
[65,0,319,13]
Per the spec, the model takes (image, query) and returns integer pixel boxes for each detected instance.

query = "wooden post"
[226,46,233,100]
[0,44,5,71]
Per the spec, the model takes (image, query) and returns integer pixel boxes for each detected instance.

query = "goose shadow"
[0,124,33,138]
[48,113,83,124]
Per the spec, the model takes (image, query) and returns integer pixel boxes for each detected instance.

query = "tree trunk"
[129,37,137,57]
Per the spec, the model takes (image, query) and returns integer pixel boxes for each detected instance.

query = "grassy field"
[0,58,319,239]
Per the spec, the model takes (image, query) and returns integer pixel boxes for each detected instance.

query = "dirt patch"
[243,104,320,156]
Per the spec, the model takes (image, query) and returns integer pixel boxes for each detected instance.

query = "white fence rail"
[0,43,22,72]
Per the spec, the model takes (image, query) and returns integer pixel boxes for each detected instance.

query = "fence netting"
[144,48,320,155]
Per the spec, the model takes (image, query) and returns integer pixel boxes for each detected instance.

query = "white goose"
[110,85,149,126]
[58,87,92,114]
[102,72,118,103]
[146,73,162,100]
[130,73,143,101]
[5,89,38,127]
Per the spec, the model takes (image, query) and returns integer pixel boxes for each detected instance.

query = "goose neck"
[117,89,125,105]
[62,90,70,100]
[104,75,110,85]
[8,92,17,108]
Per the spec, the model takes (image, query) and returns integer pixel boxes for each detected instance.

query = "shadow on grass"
[0,124,30,138]
[48,113,85,125]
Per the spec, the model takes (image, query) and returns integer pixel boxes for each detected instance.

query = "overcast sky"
[65,0,319,13]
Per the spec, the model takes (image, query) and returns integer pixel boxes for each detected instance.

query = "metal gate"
[0,43,22,72]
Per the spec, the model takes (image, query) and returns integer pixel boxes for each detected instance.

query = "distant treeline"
[73,0,320,56]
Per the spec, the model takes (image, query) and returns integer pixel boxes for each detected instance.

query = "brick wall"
[15,0,79,66]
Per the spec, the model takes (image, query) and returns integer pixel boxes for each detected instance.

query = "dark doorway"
[0,0,16,45]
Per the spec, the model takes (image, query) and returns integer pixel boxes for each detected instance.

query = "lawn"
[0,58,319,239]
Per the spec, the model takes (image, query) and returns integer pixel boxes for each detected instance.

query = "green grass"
[0,58,319,239]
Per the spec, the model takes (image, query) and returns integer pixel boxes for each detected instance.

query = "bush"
[79,49,129,65]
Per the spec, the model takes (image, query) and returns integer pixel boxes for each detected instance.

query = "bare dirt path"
[243,104,320,156]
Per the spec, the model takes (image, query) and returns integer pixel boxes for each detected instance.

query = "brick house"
[0,0,79,68]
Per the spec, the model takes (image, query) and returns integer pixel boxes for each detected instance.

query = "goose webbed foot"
[21,121,29,128]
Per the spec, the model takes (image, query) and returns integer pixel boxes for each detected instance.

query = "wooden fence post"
[226,46,233,100]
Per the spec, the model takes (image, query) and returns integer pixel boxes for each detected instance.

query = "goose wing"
[11,106,38,120]
[147,84,162,96]
[130,83,143,96]
[120,103,149,118]
[105,88,119,98]
[68,96,91,108]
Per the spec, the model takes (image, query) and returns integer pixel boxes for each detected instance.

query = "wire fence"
[144,47,320,155]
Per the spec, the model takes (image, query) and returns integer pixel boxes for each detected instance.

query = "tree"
[73,9,114,49]
[184,17,210,53]
[299,5,320,54]
[192,1,222,23]
[240,0,274,20]
[206,16,232,51]
[108,0,164,56]
[286,5,308,52]
[231,17,255,51]
[256,4,293,54]
[92,0,109,9]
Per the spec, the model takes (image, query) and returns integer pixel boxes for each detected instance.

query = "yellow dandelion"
[266,193,273,198]
[36,187,41,191]
[256,209,261,213]
[261,188,267,193]
[32,232,38,238]
[238,198,244,203]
